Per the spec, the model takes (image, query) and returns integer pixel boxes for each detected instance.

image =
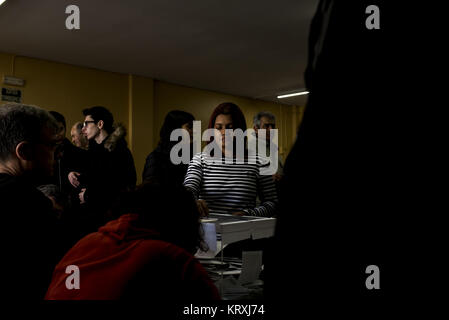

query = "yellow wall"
[1,52,305,183]
[128,75,155,181]
[0,53,129,130]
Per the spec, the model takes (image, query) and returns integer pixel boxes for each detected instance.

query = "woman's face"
[214,114,233,151]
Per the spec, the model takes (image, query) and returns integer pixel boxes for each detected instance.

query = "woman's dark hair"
[159,110,194,151]
[207,103,248,158]
[208,102,247,131]
[110,180,206,254]
[49,111,66,130]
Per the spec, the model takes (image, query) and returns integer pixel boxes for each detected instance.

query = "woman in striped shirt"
[184,102,277,217]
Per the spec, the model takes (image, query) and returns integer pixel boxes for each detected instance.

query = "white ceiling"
[0,0,318,106]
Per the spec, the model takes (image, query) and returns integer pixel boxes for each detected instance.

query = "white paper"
[238,251,263,285]
[195,223,217,259]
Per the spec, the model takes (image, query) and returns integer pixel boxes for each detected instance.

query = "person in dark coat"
[142,110,194,186]
[49,111,87,193]
[68,106,137,232]
[0,103,69,299]
[263,1,419,316]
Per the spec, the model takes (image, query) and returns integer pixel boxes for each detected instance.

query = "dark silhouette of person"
[142,110,194,186]
[68,106,137,232]
[264,1,420,316]
[48,111,87,194]
[0,103,68,299]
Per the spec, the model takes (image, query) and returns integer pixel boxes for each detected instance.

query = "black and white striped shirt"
[184,153,278,217]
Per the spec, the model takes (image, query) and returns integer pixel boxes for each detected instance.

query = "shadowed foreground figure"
[45,182,220,301]
[264,1,424,316]
[0,103,68,299]
[142,110,195,186]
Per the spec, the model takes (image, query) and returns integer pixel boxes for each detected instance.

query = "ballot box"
[198,213,276,258]
[196,213,276,299]
[206,213,276,245]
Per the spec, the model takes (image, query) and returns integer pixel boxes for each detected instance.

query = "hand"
[68,171,81,188]
[232,211,245,216]
[196,200,209,218]
[79,188,86,204]
[272,173,282,182]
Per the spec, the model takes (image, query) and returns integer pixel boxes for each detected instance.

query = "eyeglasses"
[83,120,96,127]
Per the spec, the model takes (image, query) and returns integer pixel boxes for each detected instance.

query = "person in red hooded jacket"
[45,181,220,301]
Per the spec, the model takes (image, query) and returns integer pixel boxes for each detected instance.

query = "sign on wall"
[1,87,22,103]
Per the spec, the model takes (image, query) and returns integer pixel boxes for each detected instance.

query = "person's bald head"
[71,122,88,149]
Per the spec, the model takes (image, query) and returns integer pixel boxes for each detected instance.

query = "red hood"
[45,213,220,300]
[98,213,161,242]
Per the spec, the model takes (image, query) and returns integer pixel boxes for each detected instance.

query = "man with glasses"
[0,103,68,299]
[68,106,136,232]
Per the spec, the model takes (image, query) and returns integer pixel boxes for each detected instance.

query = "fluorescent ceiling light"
[277,91,309,99]
[0,0,6,6]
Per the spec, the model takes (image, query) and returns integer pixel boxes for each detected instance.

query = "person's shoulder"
[0,174,37,197]
[110,139,129,152]
[104,125,130,153]
[63,140,87,155]
[131,239,200,273]
[0,173,17,190]
[110,142,135,162]
[147,147,169,161]
[0,175,53,216]
[63,231,103,253]
[140,239,198,265]
[0,174,22,206]
[192,152,203,159]
[146,239,192,257]
[191,152,208,163]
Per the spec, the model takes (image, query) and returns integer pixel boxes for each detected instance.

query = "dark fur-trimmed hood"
[104,123,128,152]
